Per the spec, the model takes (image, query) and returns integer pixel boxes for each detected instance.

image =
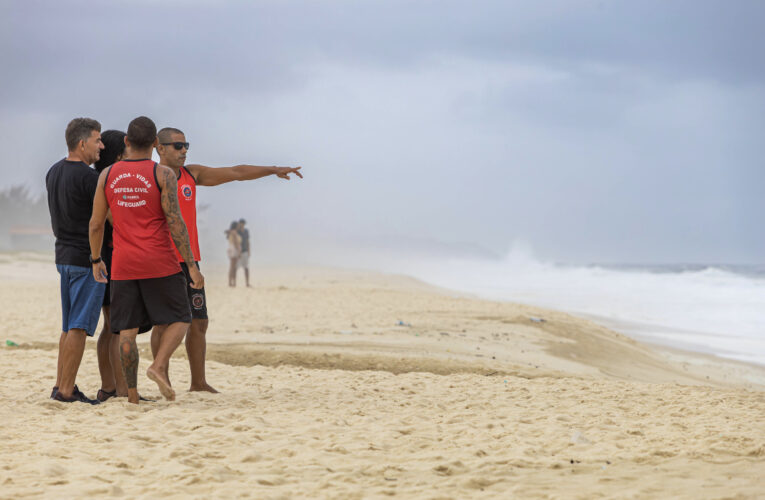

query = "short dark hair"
[158,127,184,143]
[94,130,126,172]
[239,218,246,224]
[127,116,157,149]
[65,118,101,151]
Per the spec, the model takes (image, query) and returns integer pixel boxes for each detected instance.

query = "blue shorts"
[56,264,106,337]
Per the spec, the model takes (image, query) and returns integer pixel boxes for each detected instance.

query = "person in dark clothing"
[92,130,127,401]
[46,117,105,404]
[237,219,251,287]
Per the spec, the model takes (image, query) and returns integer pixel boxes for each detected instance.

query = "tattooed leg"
[119,329,140,404]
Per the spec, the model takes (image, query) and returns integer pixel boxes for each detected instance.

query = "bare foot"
[127,388,139,405]
[146,366,176,401]
[189,382,219,393]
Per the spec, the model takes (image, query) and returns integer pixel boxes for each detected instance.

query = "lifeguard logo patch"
[181,184,193,200]
[191,293,205,309]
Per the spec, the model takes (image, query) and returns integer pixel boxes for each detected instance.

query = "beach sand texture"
[1,253,764,499]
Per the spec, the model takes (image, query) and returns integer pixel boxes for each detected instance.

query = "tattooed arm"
[157,164,205,289]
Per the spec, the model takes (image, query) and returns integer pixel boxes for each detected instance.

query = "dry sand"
[0,252,764,499]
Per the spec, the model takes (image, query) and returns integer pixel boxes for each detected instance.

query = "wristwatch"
[89,255,102,264]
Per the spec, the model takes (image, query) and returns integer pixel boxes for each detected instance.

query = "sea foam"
[376,246,765,365]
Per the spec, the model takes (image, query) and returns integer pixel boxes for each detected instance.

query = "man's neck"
[65,152,88,164]
[125,148,153,160]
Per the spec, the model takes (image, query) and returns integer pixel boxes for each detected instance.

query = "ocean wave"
[375,246,765,365]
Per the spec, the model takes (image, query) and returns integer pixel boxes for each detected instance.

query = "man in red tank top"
[89,116,205,404]
[151,126,302,393]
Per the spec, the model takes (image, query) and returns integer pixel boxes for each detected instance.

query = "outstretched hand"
[275,166,303,180]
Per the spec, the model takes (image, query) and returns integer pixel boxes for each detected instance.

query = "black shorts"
[110,272,192,333]
[180,262,208,320]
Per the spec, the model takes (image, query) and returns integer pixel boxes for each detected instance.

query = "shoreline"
[580,311,765,366]
[3,252,764,391]
[373,268,765,375]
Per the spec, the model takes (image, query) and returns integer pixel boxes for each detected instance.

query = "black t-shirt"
[46,159,99,267]
[239,228,250,253]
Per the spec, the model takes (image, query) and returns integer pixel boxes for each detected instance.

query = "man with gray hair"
[46,117,105,404]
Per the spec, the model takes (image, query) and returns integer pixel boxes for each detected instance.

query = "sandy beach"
[1,252,764,499]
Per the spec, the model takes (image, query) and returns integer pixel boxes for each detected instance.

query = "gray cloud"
[1,0,763,264]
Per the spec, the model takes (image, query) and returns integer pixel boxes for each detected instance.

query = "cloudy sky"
[1,0,763,264]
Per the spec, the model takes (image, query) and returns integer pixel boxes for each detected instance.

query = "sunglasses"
[161,142,190,151]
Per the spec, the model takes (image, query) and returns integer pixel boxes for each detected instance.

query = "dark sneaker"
[97,389,117,402]
[77,393,101,405]
[54,386,100,405]
[52,391,78,403]
[50,386,58,399]
[72,385,100,405]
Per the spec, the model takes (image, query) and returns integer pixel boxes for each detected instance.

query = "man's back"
[46,158,99,267]
[104,159,180,280]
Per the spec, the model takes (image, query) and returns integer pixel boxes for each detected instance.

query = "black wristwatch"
[89,255,102,264]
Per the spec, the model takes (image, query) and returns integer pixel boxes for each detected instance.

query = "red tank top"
[174,166,201,262]
[104,160,182,280]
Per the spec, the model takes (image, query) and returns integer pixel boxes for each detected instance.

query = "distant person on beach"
[226,221,242,287]
[237,219,251,287]
[92,130,129,401]
[89,116,204,404]
[45,117,105,404]
[149,126,302,393]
